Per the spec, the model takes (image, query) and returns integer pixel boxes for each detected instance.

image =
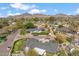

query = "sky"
[0,3,79,17]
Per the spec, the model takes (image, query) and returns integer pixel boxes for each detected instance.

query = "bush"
[46,51,55,56]
[26,49,38,56]
[71,49,79,56]
[0,36,6,43]
[55,32,67,44]
[24,22,35,29]
[0,34,7,43]
[20,29,26,35]
[57,50,67,56]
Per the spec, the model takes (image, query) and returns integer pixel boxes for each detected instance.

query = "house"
[8,20,16,26]
[65,38,79,54]
[24,38,58,55]
[56,27,76,34]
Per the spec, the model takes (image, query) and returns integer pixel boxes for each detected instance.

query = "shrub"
[55,32,67,44]
[24,22,35,29]
[46,51,55,56]
[71,49,79,56]
[20,29,26,35]
[26,49,38,56]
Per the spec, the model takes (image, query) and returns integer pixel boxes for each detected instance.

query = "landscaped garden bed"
[32,31,49,36]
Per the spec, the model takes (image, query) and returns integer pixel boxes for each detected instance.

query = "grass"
[32,31,49,35]
[11,39,25,54]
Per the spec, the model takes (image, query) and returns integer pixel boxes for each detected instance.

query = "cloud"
[75,8,79,14]
[28,9,47,14]
[10,3,36,10]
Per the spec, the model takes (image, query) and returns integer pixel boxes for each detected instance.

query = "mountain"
[7,13,50,19]
[1,13,79,21]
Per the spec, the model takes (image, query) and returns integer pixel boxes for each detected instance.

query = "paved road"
[0,31,18,56]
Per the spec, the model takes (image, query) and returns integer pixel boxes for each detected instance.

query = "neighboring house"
[63,24,69,28]
[65,38,79,54]
[8,20,16,26]
[25,38,58,54]
[66,43,73,54]
[73,39,79,46]
[56,27,76,34]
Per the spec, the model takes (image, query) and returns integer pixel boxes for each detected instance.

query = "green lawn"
[11,39,25,54]
[32,31,49,35]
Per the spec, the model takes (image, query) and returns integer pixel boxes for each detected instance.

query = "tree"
[20,28,26,35]
[15,20,23,29]
[24,22,35,29]
[32,17,39,22]
[0,18,9,29]
[55,32,67,44]
[48,16,55,24]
